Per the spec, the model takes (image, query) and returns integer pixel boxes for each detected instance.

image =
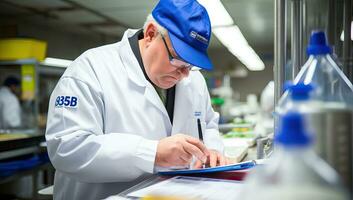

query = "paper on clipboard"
[127,176,244,200]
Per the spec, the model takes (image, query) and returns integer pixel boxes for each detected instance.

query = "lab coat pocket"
[186,117,206,141]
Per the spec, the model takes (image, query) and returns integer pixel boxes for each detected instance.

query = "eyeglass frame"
[159,32,200,71]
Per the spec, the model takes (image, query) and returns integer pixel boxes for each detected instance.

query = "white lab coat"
[0,87,21,129]
[46,29,224,200]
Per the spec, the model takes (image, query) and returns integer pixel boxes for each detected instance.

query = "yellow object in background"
[21,64,36,100]
[0,38,47,61]
[0,133,29,141]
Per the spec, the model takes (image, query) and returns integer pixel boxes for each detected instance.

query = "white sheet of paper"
[127,176,244,200]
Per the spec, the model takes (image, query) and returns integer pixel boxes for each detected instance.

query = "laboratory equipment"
[254,81,275,138]
[211,75,234,122]
[276,31,353,190]
[240,111,349,200]
[277,31,353,111]
[260,81,274,119]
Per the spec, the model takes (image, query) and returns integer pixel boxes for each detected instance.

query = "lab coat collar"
[119,29,148,88]
[118,29,171,122]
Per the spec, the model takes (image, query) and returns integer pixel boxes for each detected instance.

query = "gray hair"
[143,14,167,35]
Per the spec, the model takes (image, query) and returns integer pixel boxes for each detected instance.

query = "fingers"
[179,153,192,164]
[191,150,228,168]
[205,150,227,167]
[193,159,203,169]
[178,148,193,165]
[218,153,226,166]
[159,134,229,168]
[183,142,207,163]
[209,151,218,167]
[184,136,209,156]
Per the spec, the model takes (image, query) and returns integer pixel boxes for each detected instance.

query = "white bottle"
[239,111,349,200]
[275,31,353,191]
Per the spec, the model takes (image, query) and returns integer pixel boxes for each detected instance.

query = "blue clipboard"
[157,160,256,175]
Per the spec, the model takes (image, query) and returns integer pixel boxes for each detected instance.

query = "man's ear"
[144,23,158,45]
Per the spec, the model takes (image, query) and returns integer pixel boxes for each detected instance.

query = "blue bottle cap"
[307,31,332,55]
[275,112,312,146]
[284,82,314,101]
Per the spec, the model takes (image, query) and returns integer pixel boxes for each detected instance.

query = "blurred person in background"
[0,76,21,129]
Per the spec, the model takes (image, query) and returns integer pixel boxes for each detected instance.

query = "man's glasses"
[160,33,200,71]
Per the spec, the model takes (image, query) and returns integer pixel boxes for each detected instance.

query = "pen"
[197,118,206,168]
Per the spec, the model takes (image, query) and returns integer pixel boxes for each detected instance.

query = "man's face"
[141,23,190,89]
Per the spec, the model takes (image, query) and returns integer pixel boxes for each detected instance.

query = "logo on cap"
[190,31,208,45]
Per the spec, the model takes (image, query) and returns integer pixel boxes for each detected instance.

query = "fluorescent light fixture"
[340,21,353,41]
[213,25,265,71]
[197,0,233,27]
[229,46,265,71]
[41,57,73,68]
[212,26,248,48]
[198,0,264,70]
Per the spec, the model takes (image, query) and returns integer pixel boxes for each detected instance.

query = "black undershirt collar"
[128,29,175,125]
[128,29,152,84]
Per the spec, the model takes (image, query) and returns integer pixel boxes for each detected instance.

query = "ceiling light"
[229,46,265,71]
[212,26,248,48]
[213,26,265,71]
[198,0,265,71]
[197,0,233,27]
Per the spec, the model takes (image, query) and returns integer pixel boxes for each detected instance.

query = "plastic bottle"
[277,82,315,114]
[277,30,353,109]
[275,31,353,191]
[239,111,349,200]
[275,30,353,136]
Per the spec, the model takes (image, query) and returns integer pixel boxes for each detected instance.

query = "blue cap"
[285,82,314,101]
[307,31,332,55]
[152,0,213,70]
[275,112,312,146]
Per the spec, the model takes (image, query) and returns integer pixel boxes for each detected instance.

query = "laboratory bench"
[0,133,45,159]
[0,132,260,199]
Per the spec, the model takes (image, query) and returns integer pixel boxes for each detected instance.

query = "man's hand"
[193,149,228,169]
[155,134,210,168]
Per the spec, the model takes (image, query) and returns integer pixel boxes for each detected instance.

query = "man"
[46,0,226,199]
[0,76,21,129]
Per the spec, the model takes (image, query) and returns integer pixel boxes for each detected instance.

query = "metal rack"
[0,59,40,133]
[0,59,58,200]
